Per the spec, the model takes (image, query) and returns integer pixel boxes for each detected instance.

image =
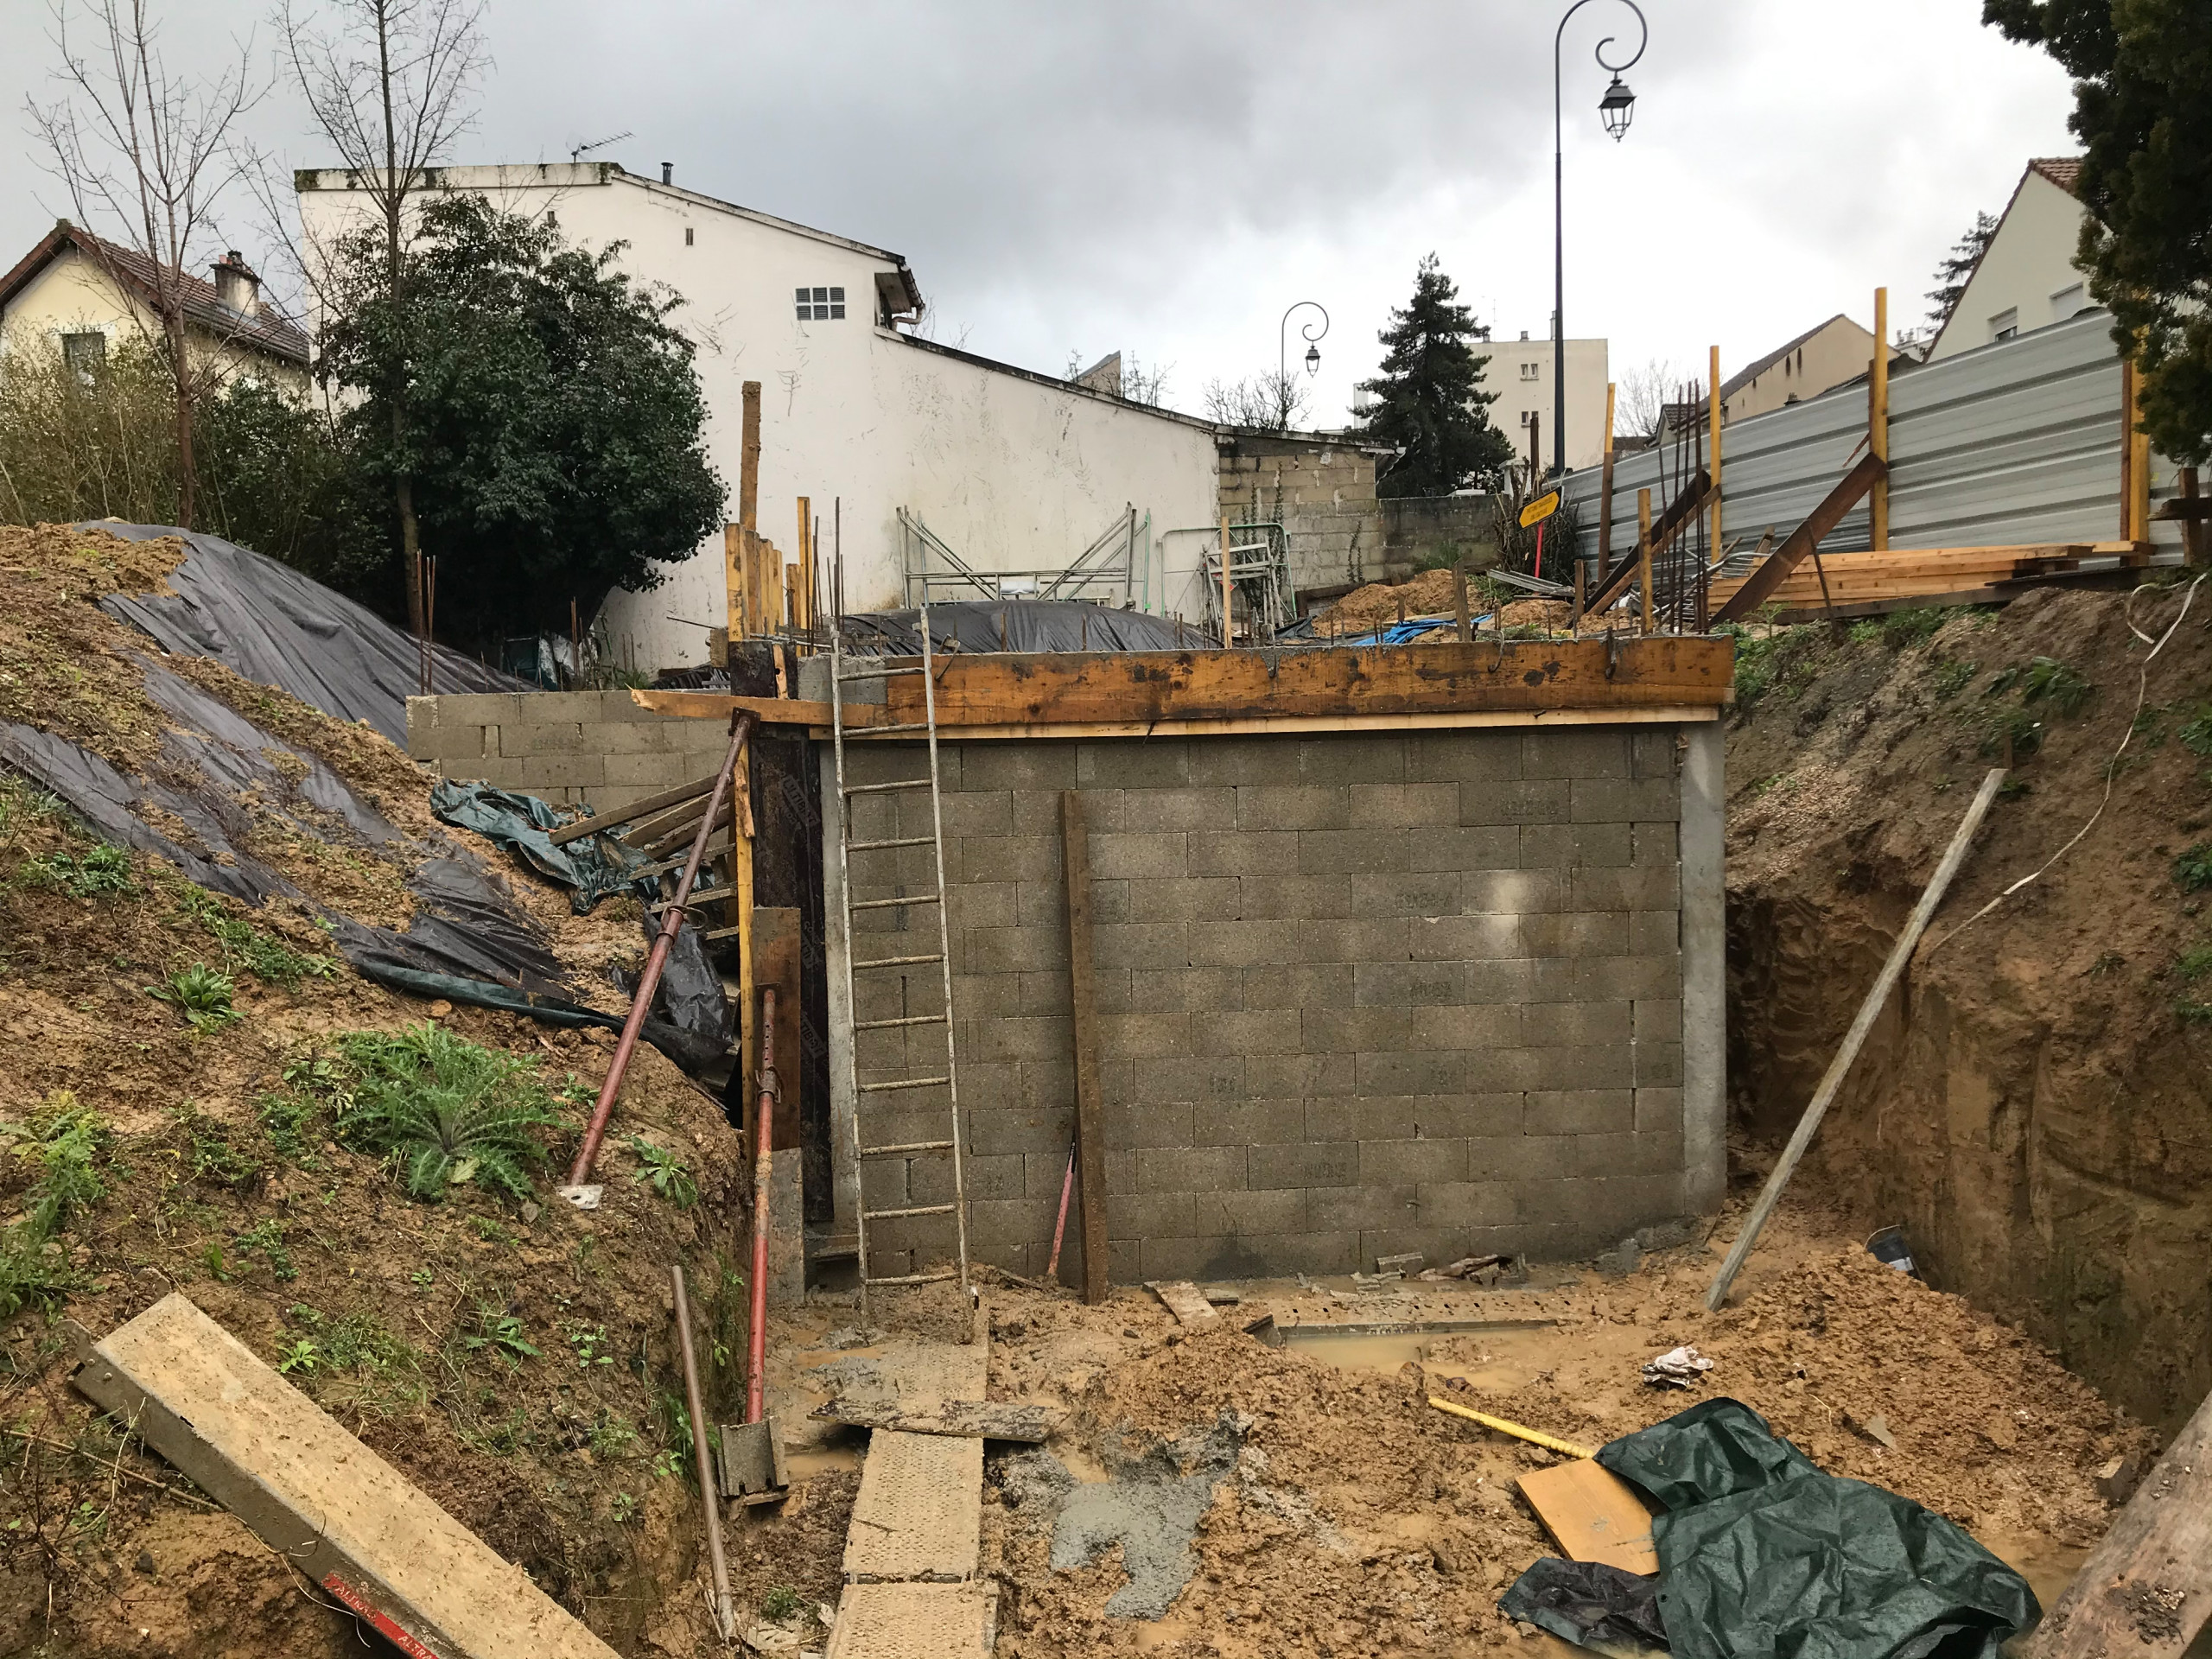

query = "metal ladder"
[830,604,972,1321]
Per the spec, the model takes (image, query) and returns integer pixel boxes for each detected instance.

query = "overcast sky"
[2,1,2078,426]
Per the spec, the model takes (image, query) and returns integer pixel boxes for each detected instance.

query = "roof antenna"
[569,130,633,162]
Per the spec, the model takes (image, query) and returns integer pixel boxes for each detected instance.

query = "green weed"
[2176,843,2212,893]
[627,1136,697,1209]
[147,963,238,1033]
[277,1338,321,1375]
[1931,659,1977,701]
[233,1218,296,1281]
[589,1412,638,1458]
[0,1095,110,1316]
[567,1324,615,1370]
[760,1586,804,1622]
[2023,655,2094,718]
[1980,705,2044,760]
[2177,999,2212,1027]
[255,1093,321,1166]
[462,1306,539,1369]
[173,885,335,989]
[1879,607,1948,651]
[334,1023,566,1204]
[1723,625,1821,713]
[17,842,134,899]
[609,1490,639,1523]
[188,1125,261,1191]
[2178,948,2212,982]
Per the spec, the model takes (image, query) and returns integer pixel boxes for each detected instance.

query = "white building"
[1480,332,1610,473]
[294,163,1220,671]
[1927,159,2097,362]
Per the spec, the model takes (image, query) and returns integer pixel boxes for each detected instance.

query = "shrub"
[147,963,238,1032]
[334,1023,566,1203]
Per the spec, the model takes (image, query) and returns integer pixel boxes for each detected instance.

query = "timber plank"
[810,1398,1065,1442]
[1712,452,1889,624]
[1517,1459,1660,1576]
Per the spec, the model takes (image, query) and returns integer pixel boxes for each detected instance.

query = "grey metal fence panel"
[1566,309,2181,571]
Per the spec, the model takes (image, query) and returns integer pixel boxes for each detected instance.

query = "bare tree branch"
[1204,369,1311,432]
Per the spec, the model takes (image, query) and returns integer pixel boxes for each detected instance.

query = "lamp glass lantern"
[1303,341,1321,376]
[1599,74,1636,141]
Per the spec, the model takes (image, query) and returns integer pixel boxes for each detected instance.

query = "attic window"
[1990,308,2019,343]
[796,285,846,321]
[61,331,105,381]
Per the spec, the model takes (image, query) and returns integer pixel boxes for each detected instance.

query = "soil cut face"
[1721,582,2212,1434]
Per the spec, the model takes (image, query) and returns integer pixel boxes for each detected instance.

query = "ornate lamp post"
[1279,300,1328,430]
[1552,1,1646,478]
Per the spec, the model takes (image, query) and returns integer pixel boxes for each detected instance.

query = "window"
[684,226,694,246]
[795,285,846,321]
[1989,307,2018,343]
[2050,283,2085,322]
[1520,361,1539,380]
[61,331,105,381]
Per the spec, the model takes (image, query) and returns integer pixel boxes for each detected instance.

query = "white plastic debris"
[1641,1344,1716,1389]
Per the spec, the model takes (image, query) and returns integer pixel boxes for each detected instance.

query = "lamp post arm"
[1277,300,1330,431]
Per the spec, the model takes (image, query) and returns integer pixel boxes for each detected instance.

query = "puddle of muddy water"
[1275,1321,1570,1392]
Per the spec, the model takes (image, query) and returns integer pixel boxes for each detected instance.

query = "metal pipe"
[747,986,777,1426]
[671,1265,734,1638]
[567,709,756,1185]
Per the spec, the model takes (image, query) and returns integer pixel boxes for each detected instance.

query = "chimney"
[211,251,260,317]
[661,162,673,186]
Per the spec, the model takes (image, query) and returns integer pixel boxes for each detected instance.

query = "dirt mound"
[1325,568,1463,625]
[1722,580,2212,1434]
[975,1198,2151,1656]
[0,524,748,1656]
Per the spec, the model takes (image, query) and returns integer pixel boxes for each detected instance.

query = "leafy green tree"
[1356,255,1514,498]
[319,194,726,648]
[1985,0,2212,461]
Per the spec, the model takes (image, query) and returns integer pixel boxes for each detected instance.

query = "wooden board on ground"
[811,1397,1064,1442]
[1148,1281,1220,1327]
[839,1337,989,1586]
[73,1294,619,1659]
[1516,1458,1661,1576]
[826,1581,997,1659]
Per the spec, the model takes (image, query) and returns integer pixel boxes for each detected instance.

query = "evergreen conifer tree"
[1357,254,1515,498]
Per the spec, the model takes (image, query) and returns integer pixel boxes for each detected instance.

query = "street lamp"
[1280,300,1329,429]
[1553,0,1646,480]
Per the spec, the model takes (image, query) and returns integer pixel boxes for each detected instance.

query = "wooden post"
[1871,288,1891,550]
[1571,557,1585,635]
[2126,353,2152,543]
[2184,466,2205,569]
[1598,382,1618,585]
[739,382,762,531]
[1060,791,1109,1306]
[2120,355,2139,542]
[1454,563,1471,643]
[1218,509,1233,648]
[794,496,811,634]
[1708,345,1724,553]
[729,381,762,642]
[1637,487,1654,634]
[724,524,744,644]
[1707,768,2006,1310]
[2019,1382,2212,1659]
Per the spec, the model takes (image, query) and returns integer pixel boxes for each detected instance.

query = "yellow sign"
[1519,490,1562,530]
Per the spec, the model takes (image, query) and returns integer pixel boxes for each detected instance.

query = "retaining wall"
[404,690,726,812]
[823,721,1725,1285]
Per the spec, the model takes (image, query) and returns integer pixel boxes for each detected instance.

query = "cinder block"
[1296,917,1409,963]
[1525,1090,1635,1135]
[1311,1096,1416,1142]
[947,881,1018,932]
[963,745,1077,792]
[1102,1099,1194,1150]
[1185,1008,1302,1056]
[1633,999,1682,1044]
[1248,1051,1353,1099]
[1103,1152,1136,1196]
[920,1151,1022,1203]
[1205,1231,1360,1277]
[1120,787,1236,833]
[1136,1145,1248,1192]
[601,752,696,786]
[1570,777,1681,824]
[1298,736,1404,785]
[1521,729,1631,780]
[1416,1180,1516,1228]
[1360,1137,1466,1185]
[1632,822,1679,866]
[1459,779,1572,826]
[507,754,604,789]
[1463,870,1567,914]
[1012,785,1110,836]
[1573,867,1681,912]
[1236,785,1350,831]
[967,1198,1055,1248]
[1408,913,1521,963]
[1186,919,1299,968]
[949,836,1060,884]
[1092,922,1191,971]
[1112,967,1242,1014]
[1194,1187,1307,1235]
[961,1014,1073,1064]
[1521,1045,1635,1090]
[1249,1141,1358,1190]
[1241,961,1353,1011]
[962,926,1069,975]
[1113,1189,1195,1240]
[1522,1001,1632,1047]
[1096,1010,1193,1059]
[1127,877,1242,923]
[1236,874,1352,920]
[1122,1055,1246,1108]
[1408,825,1522,874]
[1351,960,1465,1007]
[941,791,1014,838]
[1089,833,1188,881]
[1348,783,1461,828]
[1579,955,1683,1001]
[1139,1236,1232,1281]
[1187,831,1298,877]
[1078,741,1191,791]
[1408,1004,1522,1052]
[1636,1042,1685,1087]
[960,1103,1069,1158]
[1410,1094,1523,1140]
[1519,823,1633,869]
[1298,828,1408,876]
[1192,1098,1307,1147]
[1357,1049,1465,1096]
[597,721,686,757]
[1351,872,1461,918]
[1024,1148,1079,1199]
[1310,1185,1421,1233]
[499,720,582,758]
[1405,731,1520,784]
[1185,736,1298,787]
[1461,1046,1542,1093]
[1301,1004,1411,1055]
[1521,912,1631,959]
[1631,910,1681,956]
[1635,1088,1683,1134]
[1514,1172,1683,1231]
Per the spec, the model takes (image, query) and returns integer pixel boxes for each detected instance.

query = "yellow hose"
[1427,1395,1593,1459]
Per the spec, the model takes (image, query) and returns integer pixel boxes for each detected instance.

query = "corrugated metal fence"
[1567,311,2182,571]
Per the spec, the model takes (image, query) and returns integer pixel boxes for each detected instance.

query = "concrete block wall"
[826,723,1725,1286]
[1217,435,1383,595]
[404,691,728,813]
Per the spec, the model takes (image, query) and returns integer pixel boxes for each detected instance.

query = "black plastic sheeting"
[92,523,518,743]
[1503,1399,2039,1659]
[841,600,1202,656]
[1501,1559,1669,1657]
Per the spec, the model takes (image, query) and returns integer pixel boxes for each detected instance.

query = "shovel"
[719,986,788,1506]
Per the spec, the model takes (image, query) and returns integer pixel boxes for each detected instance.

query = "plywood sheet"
[842,1429,982,1582]
[826,1581,996,1658]
[1516,1458,1660,1576]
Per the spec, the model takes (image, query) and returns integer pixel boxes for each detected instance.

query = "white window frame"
[796,285,847,322]
[1989,307,2019,343]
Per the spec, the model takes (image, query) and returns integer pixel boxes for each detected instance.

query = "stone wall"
[404,690,726,812]
[825,722,1725,1286]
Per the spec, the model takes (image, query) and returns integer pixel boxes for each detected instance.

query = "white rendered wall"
[1484,335,1610,472]
[1929,170,2094,362]
[296,164,1217,670]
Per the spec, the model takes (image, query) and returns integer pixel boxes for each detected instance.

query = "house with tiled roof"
[0,219,310,386]
[1926,158,2097,362]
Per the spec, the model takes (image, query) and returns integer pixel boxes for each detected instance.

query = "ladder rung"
[852,1014,949,1031]
[843,778,931,796]
[853,951,944,970]
[863,1268,960,1287]
[846,835,934,852]
[839,665,924,681]
[860,1140,955,1157]
[854,721,931,734]
[858,1075,952,1094]
[865,1204,957,1221]
[649,884,736,912]
[849,892,941,912]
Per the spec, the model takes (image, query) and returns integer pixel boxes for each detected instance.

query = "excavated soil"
[1721,580,2212,1435]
